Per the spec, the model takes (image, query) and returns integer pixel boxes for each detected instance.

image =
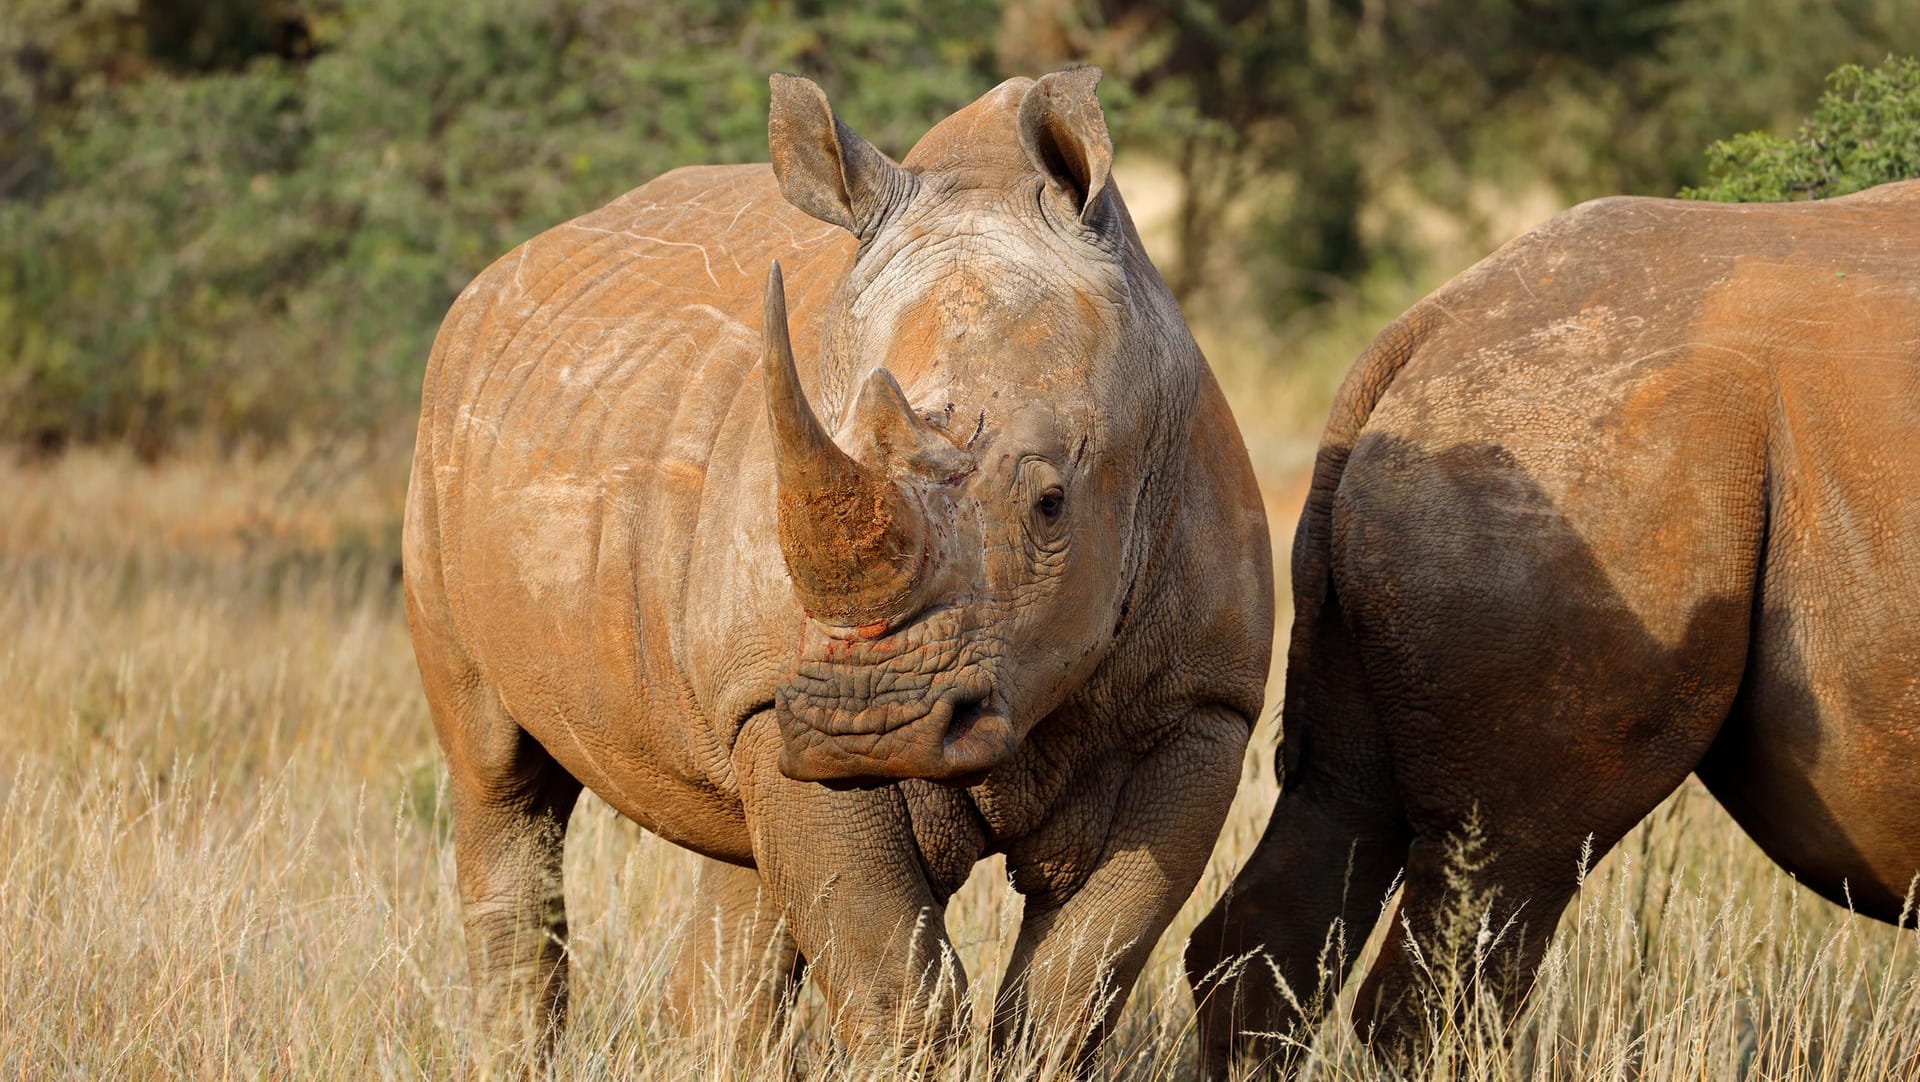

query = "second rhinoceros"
[403,68,1272,1062]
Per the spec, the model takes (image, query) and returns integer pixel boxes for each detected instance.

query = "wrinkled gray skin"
[1188,180,1920,1076]
[403,69,1271,1066]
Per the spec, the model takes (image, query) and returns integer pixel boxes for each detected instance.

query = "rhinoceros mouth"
[772,609,1016,784]
[775,682,1016,787]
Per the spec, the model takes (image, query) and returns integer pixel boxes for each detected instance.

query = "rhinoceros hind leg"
[667,858,803,1054]
[1189,782,1410,1079]
[435,678,583,1068]
[1189,590,1410,1079]
[1348,779,1698,1068]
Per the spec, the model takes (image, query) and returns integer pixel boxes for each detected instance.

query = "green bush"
[0,0,998,454]
[1682,56,1920,201]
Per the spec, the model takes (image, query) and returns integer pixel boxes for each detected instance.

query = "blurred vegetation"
[3,1,1917,456]
[1682,56,1920,201]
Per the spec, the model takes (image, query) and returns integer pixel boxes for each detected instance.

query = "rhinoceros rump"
[403,69,1272,1062]
[1188,181,1920,1075]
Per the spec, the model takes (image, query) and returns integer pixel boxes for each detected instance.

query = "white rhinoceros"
[404,68,1272,1062]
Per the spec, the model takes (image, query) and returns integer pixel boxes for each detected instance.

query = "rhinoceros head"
[761,69,1189,787]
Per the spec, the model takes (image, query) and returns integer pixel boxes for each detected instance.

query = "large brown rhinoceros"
[1188,179,1920,1074]
[402,68,1271,1063]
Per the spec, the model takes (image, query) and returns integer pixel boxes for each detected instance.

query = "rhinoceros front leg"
[667,857,803,1050]
[993,706,1249,1065]
[733,716,966,1059]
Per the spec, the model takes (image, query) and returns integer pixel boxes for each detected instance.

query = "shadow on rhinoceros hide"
[1325,432,1899,925]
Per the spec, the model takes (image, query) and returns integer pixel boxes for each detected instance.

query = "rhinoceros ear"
[769,73,911,241]
[1017,66,1114,227]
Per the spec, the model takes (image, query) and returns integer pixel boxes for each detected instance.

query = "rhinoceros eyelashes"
[1018,66,1114,227]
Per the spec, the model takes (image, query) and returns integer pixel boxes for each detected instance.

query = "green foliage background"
[3,1,1917,454]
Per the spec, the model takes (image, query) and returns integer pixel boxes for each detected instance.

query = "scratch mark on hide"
[566,223,721,289]
[1514,267,1538,300]
[722,203,753,275]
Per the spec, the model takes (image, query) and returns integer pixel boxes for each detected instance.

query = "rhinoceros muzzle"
[776,683,1016,788]
[773,606,1017,786]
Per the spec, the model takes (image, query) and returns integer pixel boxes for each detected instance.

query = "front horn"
[762,261,928,629]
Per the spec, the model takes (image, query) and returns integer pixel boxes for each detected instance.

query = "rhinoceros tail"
[1293,304,1432,610]
[1276,302,1435,788]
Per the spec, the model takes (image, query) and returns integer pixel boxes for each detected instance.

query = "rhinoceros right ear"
[769,73,911,241]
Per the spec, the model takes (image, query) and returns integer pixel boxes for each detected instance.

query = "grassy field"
[0,164,1912,1074]
[3,409,1916,1080]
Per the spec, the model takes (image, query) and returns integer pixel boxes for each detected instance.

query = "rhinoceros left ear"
[1018,66,1114,227]
[769,73,912,241]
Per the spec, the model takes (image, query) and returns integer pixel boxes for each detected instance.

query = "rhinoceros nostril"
[943,692,988,747]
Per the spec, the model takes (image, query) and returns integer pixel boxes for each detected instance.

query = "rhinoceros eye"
[1035,488,1065,519]
[1019,456,1070,553]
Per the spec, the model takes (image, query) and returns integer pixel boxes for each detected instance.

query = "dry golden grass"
[3,440,1915,1080]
